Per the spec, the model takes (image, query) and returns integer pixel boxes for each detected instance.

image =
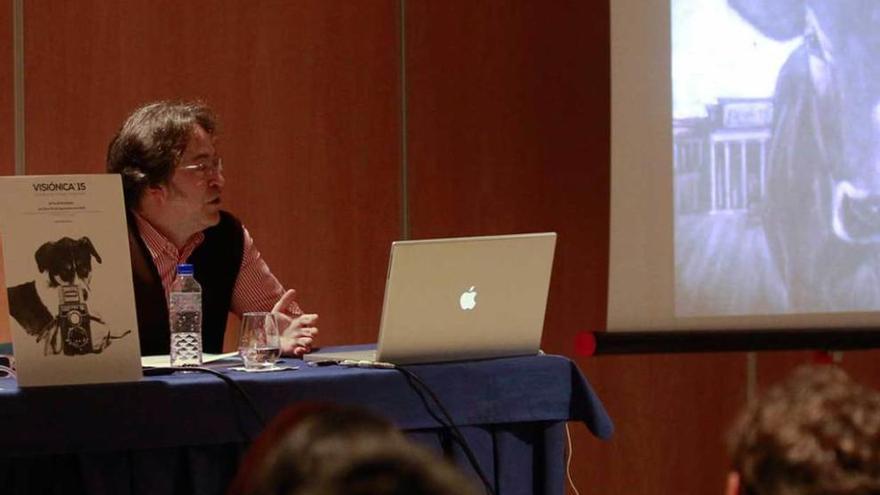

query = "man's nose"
[208,170,225,188]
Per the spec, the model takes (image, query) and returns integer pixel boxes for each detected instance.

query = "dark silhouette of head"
[228,403,479,495]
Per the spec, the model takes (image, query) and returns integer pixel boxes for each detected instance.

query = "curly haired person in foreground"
[726,365,880,495]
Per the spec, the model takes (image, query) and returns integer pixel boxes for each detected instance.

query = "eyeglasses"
[178,156,223,178]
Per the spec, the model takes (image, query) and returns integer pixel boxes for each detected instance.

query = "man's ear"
[725,472,742,495]
[143,183,168,203]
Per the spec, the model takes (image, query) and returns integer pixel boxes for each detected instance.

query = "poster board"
[0,236,9,344]
[0,175,142,386]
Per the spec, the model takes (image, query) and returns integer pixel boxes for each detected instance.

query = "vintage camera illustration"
[57,284,93,356]
[7,236,131,356]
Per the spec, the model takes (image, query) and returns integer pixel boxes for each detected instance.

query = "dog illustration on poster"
[6,236,131,356]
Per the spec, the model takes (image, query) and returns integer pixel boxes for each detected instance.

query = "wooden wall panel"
[405,0,609,352]
[0,0,12,175]
[577,353,746,494]
[838,350,880,390]
[0,0,14,344]
[406,2,746,494]
[23,0,400,346]
[757,350,880,391]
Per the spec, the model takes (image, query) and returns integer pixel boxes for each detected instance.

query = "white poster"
[0,175,142,386]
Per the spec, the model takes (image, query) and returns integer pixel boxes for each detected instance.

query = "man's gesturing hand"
[272,289,319,357]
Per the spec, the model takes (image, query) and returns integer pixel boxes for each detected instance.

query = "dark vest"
[128,211,245,355]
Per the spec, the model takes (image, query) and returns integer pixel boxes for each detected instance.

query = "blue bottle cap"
[176,263,194,275]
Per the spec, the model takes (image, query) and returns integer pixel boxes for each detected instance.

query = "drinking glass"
[238,312,281,370]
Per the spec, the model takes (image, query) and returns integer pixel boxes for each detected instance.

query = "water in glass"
[239,312,280,370]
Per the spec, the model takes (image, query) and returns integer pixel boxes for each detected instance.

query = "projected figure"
[728,0,880,311]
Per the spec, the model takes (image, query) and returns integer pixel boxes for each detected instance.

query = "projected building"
[674,98,772,214]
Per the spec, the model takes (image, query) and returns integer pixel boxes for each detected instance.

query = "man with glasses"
[106,101,317,357]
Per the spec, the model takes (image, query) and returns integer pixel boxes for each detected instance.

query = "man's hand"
[272,289,319,357]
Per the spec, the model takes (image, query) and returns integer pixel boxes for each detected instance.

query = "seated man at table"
[725,365,880,495]
[107,101,317,356]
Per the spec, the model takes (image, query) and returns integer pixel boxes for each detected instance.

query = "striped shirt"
[132,212,302,317]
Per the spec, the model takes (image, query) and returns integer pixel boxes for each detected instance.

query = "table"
[0,351,612,495]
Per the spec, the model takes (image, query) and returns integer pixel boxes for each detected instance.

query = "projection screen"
[607,0,880,331]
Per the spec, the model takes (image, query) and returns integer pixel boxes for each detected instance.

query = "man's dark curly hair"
[106,101,216,209]
[727,365,880,495]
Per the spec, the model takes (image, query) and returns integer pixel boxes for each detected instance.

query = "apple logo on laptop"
[459,286,477,310]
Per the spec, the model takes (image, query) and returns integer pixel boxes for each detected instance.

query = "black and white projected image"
[674,0,880,316]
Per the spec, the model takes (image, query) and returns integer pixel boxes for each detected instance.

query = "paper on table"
[228,365,299,373]
[141,352,240,368]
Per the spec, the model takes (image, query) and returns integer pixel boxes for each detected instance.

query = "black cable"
[392,365,497,495]
[150,362,495,494]
[398,367,497,495]
[146,366,267,438]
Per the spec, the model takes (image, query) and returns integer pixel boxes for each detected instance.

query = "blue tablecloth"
[0,352,612,494]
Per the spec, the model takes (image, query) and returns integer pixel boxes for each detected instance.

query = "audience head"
[726,365,880,495]
[288,434,480,495]
[229,402,480,495]
[106,100,217,209]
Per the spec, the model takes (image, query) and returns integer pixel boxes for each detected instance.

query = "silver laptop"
[304,232,557,366]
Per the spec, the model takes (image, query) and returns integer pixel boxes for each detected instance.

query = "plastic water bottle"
[169,263,203,366]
